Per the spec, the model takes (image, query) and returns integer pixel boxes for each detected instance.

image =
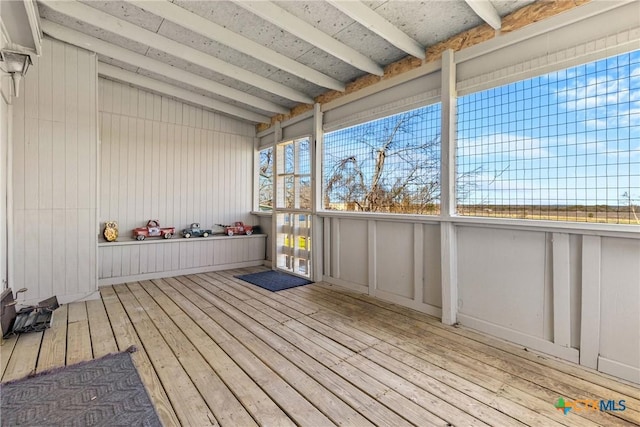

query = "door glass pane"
[275,137,312,278]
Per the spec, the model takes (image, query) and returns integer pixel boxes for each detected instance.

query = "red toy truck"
[132,220,175,240]
[221,222,253,236]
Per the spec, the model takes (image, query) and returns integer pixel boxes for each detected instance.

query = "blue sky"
[457,49,640,206]
[319,49,640,209]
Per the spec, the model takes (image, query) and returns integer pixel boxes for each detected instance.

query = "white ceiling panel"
[78,0,163,32]
[36,0,564,123]
[135,68,277,118]
[38,2,150,54]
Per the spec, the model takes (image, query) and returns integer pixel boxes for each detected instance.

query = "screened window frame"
[254,39,640,233]
[321,99,443,216]
[454,48,640,225]
[255,145,275,212]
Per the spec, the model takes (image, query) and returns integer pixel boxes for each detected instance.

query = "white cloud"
[458,133,547,159]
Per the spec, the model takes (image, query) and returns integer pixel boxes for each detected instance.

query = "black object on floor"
[236,270,313,292]
[1,347,161,427]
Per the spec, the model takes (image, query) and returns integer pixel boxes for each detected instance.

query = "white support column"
[367,220,377,296]
[552,232,571,347]
[580,235,601,369]
[441,49,457,218]
[331,217,340,279]
[311,103,324,282]
[323,217,331,279]
[252,137,260,212]
[413,223,424,304]
[440,49,458,325]
[271,122,282,271]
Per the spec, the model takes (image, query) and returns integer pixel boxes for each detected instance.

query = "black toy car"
[182,223,213,238]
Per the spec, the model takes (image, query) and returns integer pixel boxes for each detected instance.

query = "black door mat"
[236,270,313,292]
[1,347,161,427]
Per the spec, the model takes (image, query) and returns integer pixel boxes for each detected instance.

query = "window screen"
[457,50,640,224]
[258,147,273,211]
[323,104,442,214]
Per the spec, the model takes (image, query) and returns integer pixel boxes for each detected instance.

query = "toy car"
[182,223,212,238]
[132,220,175,240]
[219,222,253,236]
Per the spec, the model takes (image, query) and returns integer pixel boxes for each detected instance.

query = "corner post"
[440,49,458,325]
[311,103,324,282]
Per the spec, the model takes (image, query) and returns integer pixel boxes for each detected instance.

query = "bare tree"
[324,110,441,214]
[258,148,273,210]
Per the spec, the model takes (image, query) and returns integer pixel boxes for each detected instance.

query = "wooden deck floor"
[2,267,639,426]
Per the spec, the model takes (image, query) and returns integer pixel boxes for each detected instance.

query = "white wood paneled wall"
[98,78,255,236]
[98,235,266,285]
[322,214,639,383]
[322,217,443,318]
[1,78,9,290]
[12,38,98,304]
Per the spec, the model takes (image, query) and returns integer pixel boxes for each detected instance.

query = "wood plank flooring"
[2,267,639,426]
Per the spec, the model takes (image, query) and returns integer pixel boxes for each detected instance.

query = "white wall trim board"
[281,109,315,129]
[323,89,440,133]
[98,234,266,247]
[367,220,376,296]
[257,127,275,140]
[321,60,442,113]
[98,260,265,286]
[322,276,369,295]
[318,211,640,239]
[440,223,457,325]
[413,223,424,305]
[24,289,102,306]
[323,217,331,277]
[458,313,580,363]
[448,216,640,239]
[598,356,640,385]
[580,235,601,369]
[372,288,442,319]
[552,233,571,348]
[330,217,340,278]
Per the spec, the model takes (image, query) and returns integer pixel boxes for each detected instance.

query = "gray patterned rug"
[1,347,161,426]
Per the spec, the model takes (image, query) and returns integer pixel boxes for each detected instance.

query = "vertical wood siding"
[98,78,255,236]
[98,78,260,282]
[1,82,9,290]
[12,38,98,303]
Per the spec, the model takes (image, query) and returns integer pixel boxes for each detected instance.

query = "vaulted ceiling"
[37,0,539,124]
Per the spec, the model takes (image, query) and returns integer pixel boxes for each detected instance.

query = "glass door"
[275,137,312,278]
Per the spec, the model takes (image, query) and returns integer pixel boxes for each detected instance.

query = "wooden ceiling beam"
[327,0,425,59]
[41,20,289,115]
[99,63,271,123]
[127,0,345,92]
[41,0,314,104]
[233,0,384,76]
[464,0,502,30]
